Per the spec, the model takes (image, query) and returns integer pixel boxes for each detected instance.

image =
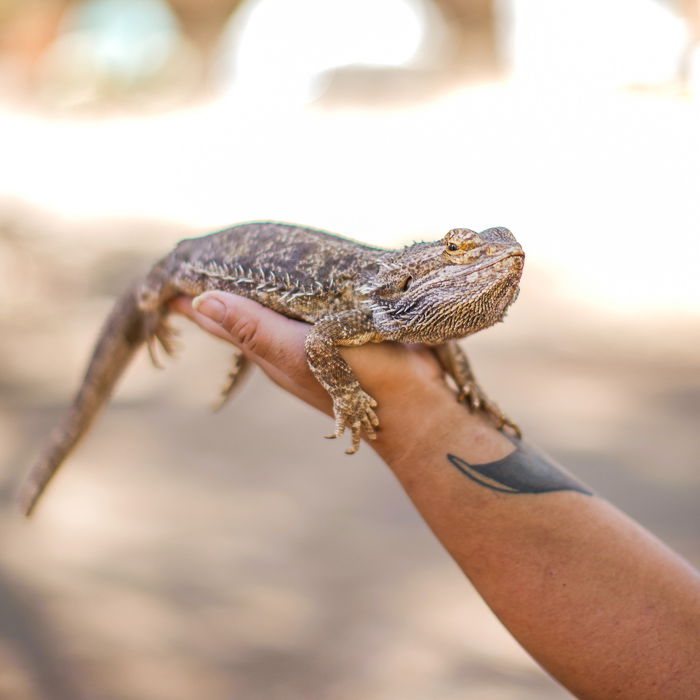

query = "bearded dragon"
[18,222,524,516]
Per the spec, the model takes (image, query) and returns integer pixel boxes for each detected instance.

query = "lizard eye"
[446,243,459,252]
[401,276,413,291]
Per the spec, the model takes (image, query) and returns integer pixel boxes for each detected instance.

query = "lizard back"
[168,222,383,322]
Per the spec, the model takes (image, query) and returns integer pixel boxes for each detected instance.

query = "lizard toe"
[366,406,379,427]
[345,422,363,454]
[481,398,521,438]
[505,419,522,439]
[459,382,484,411]
[361,414,377,440]
[325,415,347,440]
[330,390,379,452]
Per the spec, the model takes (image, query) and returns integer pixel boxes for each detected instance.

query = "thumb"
[171,291,331,412]
[172,291,331,412]
[189,292,307,366]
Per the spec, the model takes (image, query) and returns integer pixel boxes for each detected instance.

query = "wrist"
[367,373,514,472]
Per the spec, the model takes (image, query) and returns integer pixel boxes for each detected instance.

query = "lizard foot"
[458,379,486,412]
[146,319,180,369]
[212,350,250,412]
[325,390,379,454]
[458,382,521,438]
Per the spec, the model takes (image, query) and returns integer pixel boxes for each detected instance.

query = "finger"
[170,293,328,408]
[187,292,307,364]
[170,296,236,343]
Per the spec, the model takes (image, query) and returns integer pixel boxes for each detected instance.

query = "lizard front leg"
[434,341,521,437]
[304,309,381,454]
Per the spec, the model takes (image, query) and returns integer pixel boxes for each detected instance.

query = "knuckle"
[227,316,262,352]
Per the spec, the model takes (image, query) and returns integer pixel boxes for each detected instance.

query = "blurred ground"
[0,1,699,698]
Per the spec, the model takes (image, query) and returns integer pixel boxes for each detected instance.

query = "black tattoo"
[447,441,592,496]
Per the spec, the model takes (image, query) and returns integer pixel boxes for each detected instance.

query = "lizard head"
[362,227,524,343]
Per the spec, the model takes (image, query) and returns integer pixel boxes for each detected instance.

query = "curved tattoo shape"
[447,441,592,496]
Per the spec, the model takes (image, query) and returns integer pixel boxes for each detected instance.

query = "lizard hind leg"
[137,270,182,369]
[213,349,251,412]
[434,341,521,438]
[145,316,180,370]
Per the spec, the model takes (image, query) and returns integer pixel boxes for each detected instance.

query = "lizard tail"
[17,285,170,517]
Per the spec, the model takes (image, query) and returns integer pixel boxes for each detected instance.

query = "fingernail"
[192,294,226,323]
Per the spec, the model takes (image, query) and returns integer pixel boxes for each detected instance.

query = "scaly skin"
[18,222,524,515]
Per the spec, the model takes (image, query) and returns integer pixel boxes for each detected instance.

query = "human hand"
[170,292,451,454]
[174,294,700,700]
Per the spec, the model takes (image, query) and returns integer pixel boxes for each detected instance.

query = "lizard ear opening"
[401,276,413,292]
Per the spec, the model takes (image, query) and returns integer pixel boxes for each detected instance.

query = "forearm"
[360,364,700,698]
[174,295,700,697]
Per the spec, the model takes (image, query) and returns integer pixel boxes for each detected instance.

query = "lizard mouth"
[462,249,524,278]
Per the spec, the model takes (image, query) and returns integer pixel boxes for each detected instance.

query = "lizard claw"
[146,319,180,369]
[458,380,484,411]
[480,397,521,437]
[458,381,521,437]
[500,415,522,439]
[327,390,379,453]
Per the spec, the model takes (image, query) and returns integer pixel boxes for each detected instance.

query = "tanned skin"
[19,222,523,515]
[174,290,700,700]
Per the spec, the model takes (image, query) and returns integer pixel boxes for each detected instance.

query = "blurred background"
[0,0,699,698]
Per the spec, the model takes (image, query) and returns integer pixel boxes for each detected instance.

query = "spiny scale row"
[191,262,327,301]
